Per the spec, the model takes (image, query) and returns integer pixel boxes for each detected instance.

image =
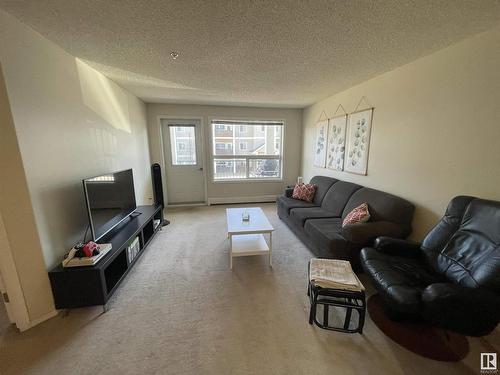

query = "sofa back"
[321,181,362,216]
[342,187,414,229]
[422,196,500,292]
[310,176,337,206]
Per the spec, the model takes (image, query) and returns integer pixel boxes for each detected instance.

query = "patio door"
[161,119,206,205]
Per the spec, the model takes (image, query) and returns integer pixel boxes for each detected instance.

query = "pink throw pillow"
[342,203,370,227]
[292,183,317,203]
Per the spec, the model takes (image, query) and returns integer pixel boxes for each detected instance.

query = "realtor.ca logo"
[481,353,498,374]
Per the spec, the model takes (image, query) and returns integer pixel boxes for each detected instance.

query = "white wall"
[0,9,153,272]
[147,104,302,203]
[301,26,500,240]
[0,62,55,328]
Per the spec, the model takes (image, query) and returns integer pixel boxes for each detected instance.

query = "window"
[169,125,196,165]
[211,119,283,180]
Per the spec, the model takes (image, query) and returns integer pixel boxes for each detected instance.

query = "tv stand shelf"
[49,205,163,309]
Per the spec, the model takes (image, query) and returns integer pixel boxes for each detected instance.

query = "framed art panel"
[313,120,328,168]
[345,108,374,175]
[326,114,348,171]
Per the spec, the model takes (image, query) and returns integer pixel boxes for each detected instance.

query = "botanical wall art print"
[326,114,348,171]
[345,108,374,175]
[313,120,328,168]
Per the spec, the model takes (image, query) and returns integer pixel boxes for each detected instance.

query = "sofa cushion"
[321,181,362,215]
[304,218,350,259]
[277,195,317,216]
[342,187,414,229]
[289,207,336,227]
[309,176,338,205]
[292,183,317,202]
[342,222,408,244]
[360,247,445,314]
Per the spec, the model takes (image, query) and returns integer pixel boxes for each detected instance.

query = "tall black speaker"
[151,163,170,226]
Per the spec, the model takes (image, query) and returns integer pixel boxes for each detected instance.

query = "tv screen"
[83,169,137,241]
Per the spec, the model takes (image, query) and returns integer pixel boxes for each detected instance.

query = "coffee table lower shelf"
[229,233,272,269]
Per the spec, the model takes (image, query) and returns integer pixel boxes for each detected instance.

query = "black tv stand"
[49,205,163,310]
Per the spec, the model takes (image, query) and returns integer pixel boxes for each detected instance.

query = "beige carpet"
[0,203,498,374]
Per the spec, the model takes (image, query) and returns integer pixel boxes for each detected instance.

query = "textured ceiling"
[1,0,500,108]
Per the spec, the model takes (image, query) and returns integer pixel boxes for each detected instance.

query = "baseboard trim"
[18,309,58,331]
[167,202,207,208]
[208,195,278,205]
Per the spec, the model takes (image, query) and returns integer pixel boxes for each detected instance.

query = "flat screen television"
[83,169,137,241]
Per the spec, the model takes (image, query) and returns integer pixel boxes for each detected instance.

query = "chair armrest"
[422,283,500,336]
[284,186,295,198]
[372,236,421,257]
[341,221,407,245]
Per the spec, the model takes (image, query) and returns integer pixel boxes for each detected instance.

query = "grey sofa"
[277,176,414,269]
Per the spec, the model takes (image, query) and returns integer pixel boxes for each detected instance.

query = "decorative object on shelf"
[326,114,348,171]
[242,210,250,221]
[62,242,113,268]
[313,111,329,168]
[345,104,374,175]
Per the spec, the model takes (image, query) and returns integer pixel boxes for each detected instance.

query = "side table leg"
[358,300,366,334]
[229,234,233,270]
[344,299,353,331]
[309,290,317,325]
[269,232,273,268]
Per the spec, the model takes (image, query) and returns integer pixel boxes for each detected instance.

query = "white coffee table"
[226,207,274,269]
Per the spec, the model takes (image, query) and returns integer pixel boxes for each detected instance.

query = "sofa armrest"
[422,283,500,336]
[341,221,407,245]
[284,186,295,198]
[372,236,421,257]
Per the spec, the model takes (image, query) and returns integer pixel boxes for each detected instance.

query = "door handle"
[198,168,203,171]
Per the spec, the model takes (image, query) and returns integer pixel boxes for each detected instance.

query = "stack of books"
[126,236,141,264]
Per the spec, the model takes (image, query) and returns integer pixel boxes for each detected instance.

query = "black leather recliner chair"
[360,196,500,336]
